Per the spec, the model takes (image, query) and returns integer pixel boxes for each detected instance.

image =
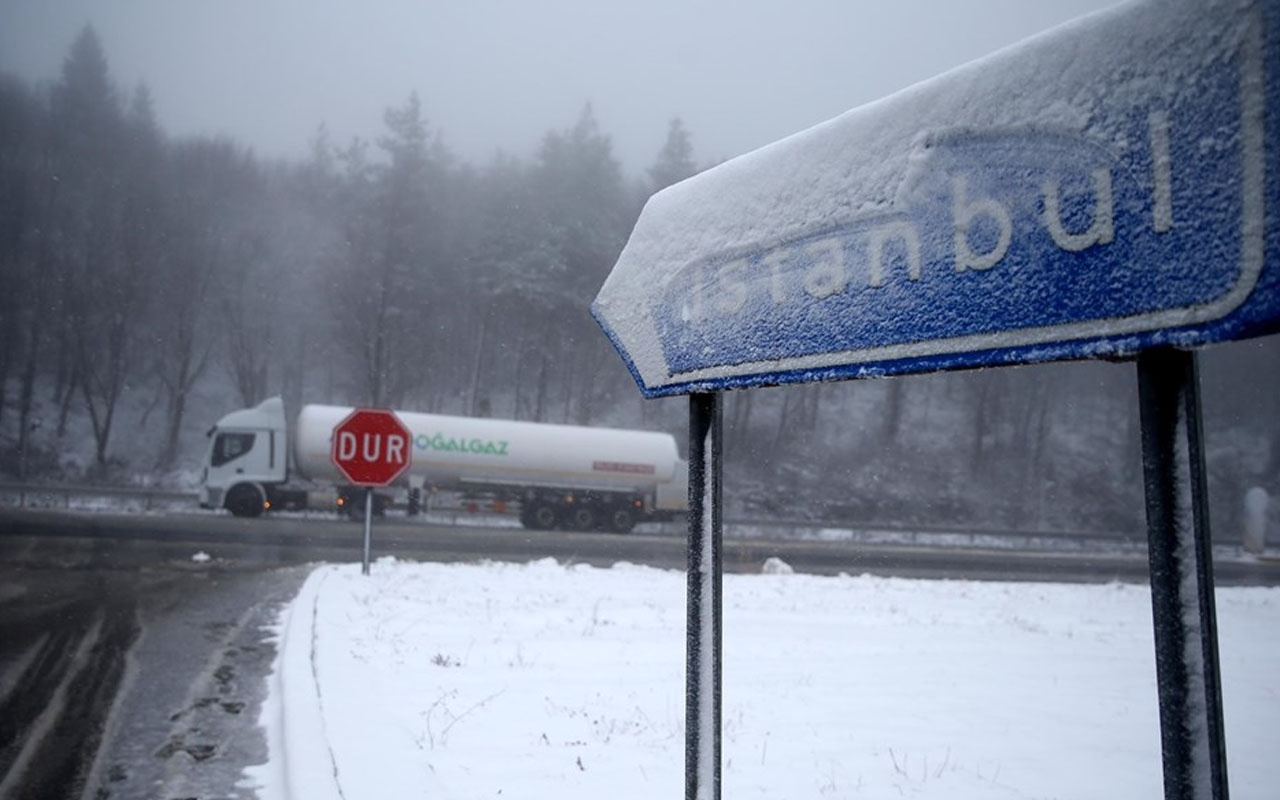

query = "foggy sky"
[1,0,1119,173]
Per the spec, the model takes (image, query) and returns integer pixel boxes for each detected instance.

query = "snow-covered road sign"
[593,0,1280,396]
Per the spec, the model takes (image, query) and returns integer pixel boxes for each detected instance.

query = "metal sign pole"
[1136,347,1229,800]
[686,392,723,800]
[362,487,373,576]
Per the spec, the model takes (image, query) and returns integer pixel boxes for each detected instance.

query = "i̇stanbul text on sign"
[593,0,1280,396]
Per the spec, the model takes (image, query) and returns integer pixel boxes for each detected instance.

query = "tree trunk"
[803,383,823,433]
[534,352,550,422]
[560,344,577,424]
[970,374,996,469]
[157,390,187,471]
[513,339,528,420]
[80,377,109,471]
[156,341,209,471]
[15,317,41,480]
[468,309,490,417]
[0,334,10,427]
[771,390,796,454]
[81,333,128,473]
[728,390,754,438]
[283,335,305,430]
[51,315,72,408]
[882,377,905,443]
[56,366,78,439]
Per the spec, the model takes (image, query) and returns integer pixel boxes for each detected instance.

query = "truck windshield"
[212,432,256,467]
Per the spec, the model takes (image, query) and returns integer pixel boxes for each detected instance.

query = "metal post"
[686,392,722,800]
[362,487,373,576]
[1136,347,1229,800]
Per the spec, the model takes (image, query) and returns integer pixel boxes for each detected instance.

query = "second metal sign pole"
[686,392,723,800]
[362,487,373,576]
[1136,347,1229,800]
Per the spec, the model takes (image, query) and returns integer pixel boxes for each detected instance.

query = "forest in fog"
[1,26,1277,537]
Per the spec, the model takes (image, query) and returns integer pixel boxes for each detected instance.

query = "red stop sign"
[330,408,413,487]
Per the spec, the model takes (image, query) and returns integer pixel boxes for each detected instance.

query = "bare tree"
[150,136,262,467]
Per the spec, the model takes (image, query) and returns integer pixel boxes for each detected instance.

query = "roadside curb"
[257,566,344,800]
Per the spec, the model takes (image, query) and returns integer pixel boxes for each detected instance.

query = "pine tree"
[647,117,697,193]
[329,93,444,407]
[49,24,141,472]
[528,104,634,422]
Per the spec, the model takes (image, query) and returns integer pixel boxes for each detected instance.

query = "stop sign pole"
[331,408,413,575]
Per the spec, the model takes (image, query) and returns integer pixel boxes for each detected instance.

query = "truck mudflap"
[199,487,223,510]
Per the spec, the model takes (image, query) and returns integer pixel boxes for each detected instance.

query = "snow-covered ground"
[243,558,1279,800]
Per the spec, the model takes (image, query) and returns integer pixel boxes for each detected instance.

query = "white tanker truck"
[198,397,688,533]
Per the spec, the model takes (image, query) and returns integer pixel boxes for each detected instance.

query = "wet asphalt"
[0,560,308,800]
[86,566,309,800]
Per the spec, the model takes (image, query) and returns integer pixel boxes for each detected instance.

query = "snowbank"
[244,558,1280,799]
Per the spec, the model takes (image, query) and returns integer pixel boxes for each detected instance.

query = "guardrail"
[0,481,1155,552]
[0,482,197,513]
[726,516,1152,553]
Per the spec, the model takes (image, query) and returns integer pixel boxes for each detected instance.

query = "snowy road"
[2,508,1278,585]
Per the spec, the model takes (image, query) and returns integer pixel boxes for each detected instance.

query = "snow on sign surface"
[592,0,1280,396]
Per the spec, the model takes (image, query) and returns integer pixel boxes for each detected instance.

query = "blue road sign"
[593,0,1280,397]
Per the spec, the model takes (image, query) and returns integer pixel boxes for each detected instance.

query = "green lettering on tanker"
[415,433,509,456]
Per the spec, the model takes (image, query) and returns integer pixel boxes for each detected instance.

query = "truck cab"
[199,396,287,516]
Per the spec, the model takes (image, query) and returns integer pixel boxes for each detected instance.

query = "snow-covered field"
[244,558,1280,800]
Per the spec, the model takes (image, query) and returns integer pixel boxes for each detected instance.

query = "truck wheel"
[524,502,559,530]
[342,491,387,519]
[567,503,598,531]
[339,490,361,519]
[226,484,266,518]
[607,507,636,534]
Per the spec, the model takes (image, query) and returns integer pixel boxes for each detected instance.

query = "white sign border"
[634,12,1265,392]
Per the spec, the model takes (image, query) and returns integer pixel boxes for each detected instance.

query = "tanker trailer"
[199,396,688,532]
